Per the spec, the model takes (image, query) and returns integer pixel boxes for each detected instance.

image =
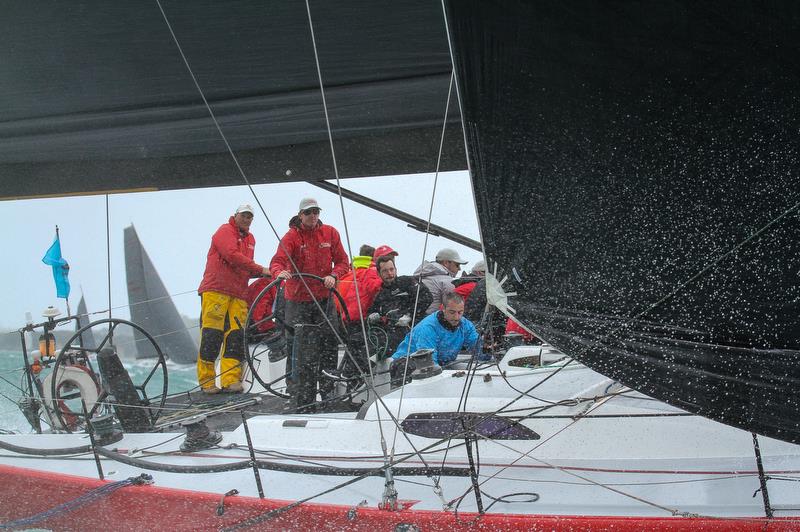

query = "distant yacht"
[124,225,196,364]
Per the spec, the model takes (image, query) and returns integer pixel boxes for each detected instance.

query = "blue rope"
[0,474,152,529]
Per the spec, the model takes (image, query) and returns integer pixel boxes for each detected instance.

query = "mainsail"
[0,1,463,200]
[446,1,800,443]
[124,225,196,364]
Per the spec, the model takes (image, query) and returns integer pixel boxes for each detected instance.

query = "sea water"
[0,350,198,433]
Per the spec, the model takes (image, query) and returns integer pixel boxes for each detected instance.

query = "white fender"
[42,364,101,430]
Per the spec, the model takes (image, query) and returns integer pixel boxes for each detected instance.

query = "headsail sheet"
[124,225,196,364]
[0,1,464,200]
[447,1,800,443]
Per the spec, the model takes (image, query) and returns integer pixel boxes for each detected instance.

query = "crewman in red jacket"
[197,204,269,394]
[271,198,350,412]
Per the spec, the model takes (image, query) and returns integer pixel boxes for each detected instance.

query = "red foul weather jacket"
[198,217,264,301]
[245,277,278,333]
[270,217,350,302]
[338,264,383,322]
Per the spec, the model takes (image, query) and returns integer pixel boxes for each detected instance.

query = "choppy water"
[0,350,197,433]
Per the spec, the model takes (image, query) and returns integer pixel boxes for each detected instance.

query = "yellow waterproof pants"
[197,291,248,389]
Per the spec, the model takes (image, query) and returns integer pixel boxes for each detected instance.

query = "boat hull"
[1,463,796,531]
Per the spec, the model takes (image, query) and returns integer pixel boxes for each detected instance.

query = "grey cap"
[471,260,486,275]
[298,197,321,212]
[435,248,467,264]
[235,204,254,215]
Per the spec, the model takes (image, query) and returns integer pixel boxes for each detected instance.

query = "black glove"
[385,309,402,321]
[390,357,417,385]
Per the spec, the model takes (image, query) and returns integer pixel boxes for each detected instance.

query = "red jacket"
[198,217,264,300]
[505,318,537,343]
[338,265,383,322]
[454,280,477,302]
[245,277,278,333]
[270,217,350,302]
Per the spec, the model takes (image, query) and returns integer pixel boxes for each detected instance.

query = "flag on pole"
[42,234,70,299]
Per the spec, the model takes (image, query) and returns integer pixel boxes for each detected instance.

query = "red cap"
[374,245,398,258]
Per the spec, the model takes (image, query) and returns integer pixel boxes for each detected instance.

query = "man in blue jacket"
[390,292,481,381]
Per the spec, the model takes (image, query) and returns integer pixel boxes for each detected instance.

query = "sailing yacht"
[0,1,798,529]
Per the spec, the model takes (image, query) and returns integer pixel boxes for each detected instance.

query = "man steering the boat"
[271,198,350,412]
[389,292,482,383]
[197,204,270,394]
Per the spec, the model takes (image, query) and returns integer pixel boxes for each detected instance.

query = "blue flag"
[42,235,70,299]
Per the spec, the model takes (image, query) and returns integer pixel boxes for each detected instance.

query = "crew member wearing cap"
[338,244,397,324]
[454,260,486,302]
[270,198,350,412]
[413,247,467,314]
[197,204,269,394]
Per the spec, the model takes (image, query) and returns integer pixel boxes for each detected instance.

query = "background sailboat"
[124,225,196,364]
[73,294,96,351]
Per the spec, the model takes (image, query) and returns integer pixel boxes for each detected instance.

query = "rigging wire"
[301,0,390,469]
[104,195,112,321]
[460,393,695,518]
[152,3,433,476]
[389,70,457,465]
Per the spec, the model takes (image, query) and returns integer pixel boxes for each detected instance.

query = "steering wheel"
[244,273,351,398]
[49,318,168,433]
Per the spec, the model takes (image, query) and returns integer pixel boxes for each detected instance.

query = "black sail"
[0,1,463,199]
[124,225,196,364]
[445,1,800,443]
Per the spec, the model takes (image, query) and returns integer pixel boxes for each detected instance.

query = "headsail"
[124,225,196,364]
[446,1,800,443]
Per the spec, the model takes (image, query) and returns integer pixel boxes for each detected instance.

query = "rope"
[389,71,457,464]
[0,474,152,530]
[460,393,693,517]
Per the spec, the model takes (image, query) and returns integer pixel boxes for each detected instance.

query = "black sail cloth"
[0,0,464,198]
[445,0,800,443]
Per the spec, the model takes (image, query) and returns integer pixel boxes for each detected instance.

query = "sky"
[0,171,483,330]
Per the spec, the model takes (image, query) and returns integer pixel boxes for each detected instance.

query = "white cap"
[299,198,321,212]
[235,204,254,215]
[471,260,486,275]
[435,248,467,264]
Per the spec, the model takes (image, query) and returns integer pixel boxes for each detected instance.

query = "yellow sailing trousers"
[197,291,248,389]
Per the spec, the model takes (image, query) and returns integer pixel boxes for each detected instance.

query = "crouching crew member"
[389,292,482,383]
[197,204,269,394]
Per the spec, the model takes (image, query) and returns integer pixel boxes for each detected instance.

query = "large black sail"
[0,1,462,199]
[124,225,197,364]
[446,1,800,443]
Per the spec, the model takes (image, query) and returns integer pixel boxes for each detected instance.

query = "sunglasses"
[302,208,320,215]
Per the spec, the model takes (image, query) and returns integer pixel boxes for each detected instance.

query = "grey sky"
[0,171,482,330]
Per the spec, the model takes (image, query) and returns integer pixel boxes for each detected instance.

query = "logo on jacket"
[319,243,331,248]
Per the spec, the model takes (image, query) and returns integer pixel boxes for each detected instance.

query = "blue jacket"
[391,311,480,366]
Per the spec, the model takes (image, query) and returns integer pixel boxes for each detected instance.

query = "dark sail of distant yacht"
[124,225,196,364]
[74,294,96,350]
